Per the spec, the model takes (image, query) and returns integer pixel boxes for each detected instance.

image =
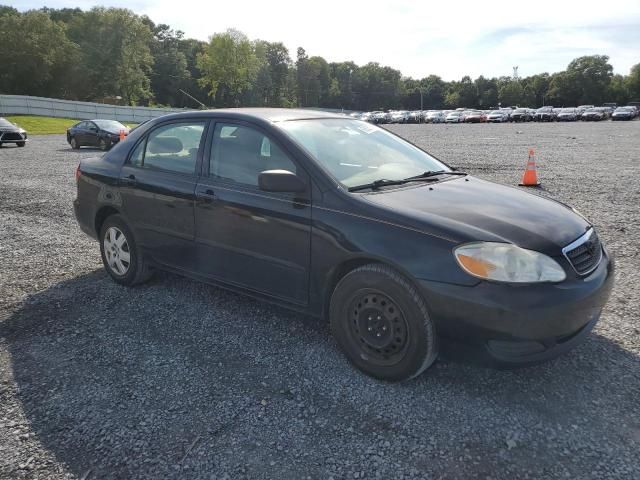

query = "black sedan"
[67,119,130,151]
[534,107,556,122]
[74,109,613,381]
[0,117,27,147]
[509,108,531,122]
[611,106,636,121]
[581,108,607,121]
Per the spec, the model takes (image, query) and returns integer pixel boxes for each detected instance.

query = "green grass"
[5,115,138,135]
[6,115,78,135]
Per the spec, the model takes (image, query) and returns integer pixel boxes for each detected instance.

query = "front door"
[194,121,312,305]
[119,120,208,270]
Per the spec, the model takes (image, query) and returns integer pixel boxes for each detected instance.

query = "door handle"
[196,188,216,202]
[120,174,136,185]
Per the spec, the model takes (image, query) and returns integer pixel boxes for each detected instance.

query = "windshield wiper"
[404,170,468,180]
[348,178,417,192]
[347,170,468,192]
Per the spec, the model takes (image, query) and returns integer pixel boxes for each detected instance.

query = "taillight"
[75,164,81,182]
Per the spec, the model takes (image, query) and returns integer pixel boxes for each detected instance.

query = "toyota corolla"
[73,109,613,381]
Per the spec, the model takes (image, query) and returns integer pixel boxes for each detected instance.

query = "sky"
[14,0,640,80]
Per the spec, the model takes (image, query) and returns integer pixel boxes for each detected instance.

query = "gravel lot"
[1,122,639,479]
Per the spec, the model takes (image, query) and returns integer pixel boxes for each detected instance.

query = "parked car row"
[350,105,640,124]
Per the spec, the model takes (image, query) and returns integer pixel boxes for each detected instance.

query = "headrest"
[148,136,183,154]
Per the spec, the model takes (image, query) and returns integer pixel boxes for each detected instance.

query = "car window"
[210,123,297,187]
[142,122,206,175]
[129,139,145,168]
[279,119,447,188]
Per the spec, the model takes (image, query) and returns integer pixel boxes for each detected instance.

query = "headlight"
[454,242,566,283]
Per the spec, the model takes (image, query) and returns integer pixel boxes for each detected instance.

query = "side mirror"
[258,170,305,193]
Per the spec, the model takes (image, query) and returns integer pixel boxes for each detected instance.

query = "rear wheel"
[330,264,438,381]
[70,137,80,149]
[99,215,153,286]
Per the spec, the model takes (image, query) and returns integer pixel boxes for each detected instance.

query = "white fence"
[0,95,193,123]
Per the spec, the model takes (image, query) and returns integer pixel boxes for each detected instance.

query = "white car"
[425,111,446,124]
[445,112,464,123]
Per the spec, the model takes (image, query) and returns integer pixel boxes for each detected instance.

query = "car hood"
[0,125,22,132]
[360,176,590,254]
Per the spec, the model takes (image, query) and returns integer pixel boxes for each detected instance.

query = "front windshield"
[561,108,575,113]
[278,119,448,188]
[0,118,15,127]
[93,120,126,131]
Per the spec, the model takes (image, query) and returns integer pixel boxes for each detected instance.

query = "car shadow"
[1,270,639,479]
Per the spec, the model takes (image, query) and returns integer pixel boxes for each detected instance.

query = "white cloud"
[15,0,640,79]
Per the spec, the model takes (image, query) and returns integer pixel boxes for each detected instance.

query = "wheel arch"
[322,255,422,321]
[94,206,121,237]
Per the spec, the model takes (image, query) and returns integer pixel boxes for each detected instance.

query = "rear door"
[193,120,312,305]
[75,122,91,145]
[119,119,209,270]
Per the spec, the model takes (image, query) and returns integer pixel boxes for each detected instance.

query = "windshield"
[561,108,575,113]
[278,119,448,188]
[0,118,15,128]
[93,120,127,131]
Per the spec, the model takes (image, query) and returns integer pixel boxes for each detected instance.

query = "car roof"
[154,108,347,124]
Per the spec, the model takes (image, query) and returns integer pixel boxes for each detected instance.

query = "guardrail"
[0,95,193,123]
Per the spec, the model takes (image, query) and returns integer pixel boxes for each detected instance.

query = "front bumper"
[418,249,614,367]
[0,131,27,142]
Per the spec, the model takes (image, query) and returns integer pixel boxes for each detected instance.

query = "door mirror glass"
[258,170,305,193]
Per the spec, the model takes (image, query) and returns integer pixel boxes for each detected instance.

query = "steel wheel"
[103,226,131,276]
[99,138,108,151]
[348,290,410,366]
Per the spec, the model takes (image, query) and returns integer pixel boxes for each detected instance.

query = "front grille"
[563,229,602,275]
[1,132,23,141]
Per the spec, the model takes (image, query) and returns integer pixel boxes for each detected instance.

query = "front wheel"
[17,141,26,147]
[99,214,153,286]
[330,264,438,381]
[98,137,110,151]
[70,137,80,149]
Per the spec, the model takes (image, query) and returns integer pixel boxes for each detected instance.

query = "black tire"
[330,264,438,382]
[99,214,153,286]
[17,141,26,147]
[98,137,110,151]
[70,137,80,149]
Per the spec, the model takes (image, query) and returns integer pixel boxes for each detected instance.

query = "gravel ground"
[0,122,639,479]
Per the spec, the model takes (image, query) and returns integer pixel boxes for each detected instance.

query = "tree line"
[1,5,639,110]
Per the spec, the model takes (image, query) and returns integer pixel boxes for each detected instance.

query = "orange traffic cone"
[119,129,126,142]
[519,148,540,187]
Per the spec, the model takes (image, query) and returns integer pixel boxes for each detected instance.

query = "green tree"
[565,55,613,105]
[0,10,77,97]
[147,23,190,106]
[498,80,524,107]
[626,63,640,101]
[547,71,580,106]
[197,29,259,107]
[67,7,154,104]
[607,74,629,105]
